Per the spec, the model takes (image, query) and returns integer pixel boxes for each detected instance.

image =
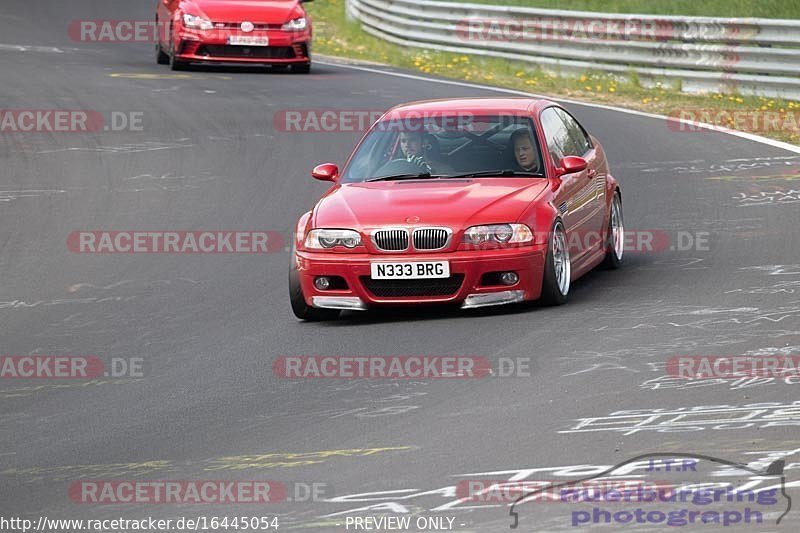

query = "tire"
[155,15,169,64]
[155,40,169,65]
[601,191,624,269]
[292,62,311,74]
[539,220,571,306]
[289,249,340,321]
[168,29,187,71]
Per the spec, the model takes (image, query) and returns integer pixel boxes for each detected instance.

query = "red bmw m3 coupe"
[155,0,313,72]
[290,98,624,320]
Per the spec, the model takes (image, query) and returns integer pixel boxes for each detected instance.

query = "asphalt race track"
[3,1,800,531]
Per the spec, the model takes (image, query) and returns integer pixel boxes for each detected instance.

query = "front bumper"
[174,27,311,65]
[294,246,547,310]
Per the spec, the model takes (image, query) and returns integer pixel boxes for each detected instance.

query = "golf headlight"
[182,13,214,30]
[305,229,362,250]
[282,17,308,31]
[463,224,533,246]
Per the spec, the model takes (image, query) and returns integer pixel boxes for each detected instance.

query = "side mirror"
[311,163,339,182]
[556,156,588,177]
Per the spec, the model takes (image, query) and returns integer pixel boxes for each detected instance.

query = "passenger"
[509,129,540,172]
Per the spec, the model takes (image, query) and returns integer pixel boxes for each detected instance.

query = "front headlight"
[305,229,362,250]
[182,13,214,30]
[282,17,308,31]
[463,224,533,246]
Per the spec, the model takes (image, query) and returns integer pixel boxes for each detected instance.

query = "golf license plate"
[228,36,270,46]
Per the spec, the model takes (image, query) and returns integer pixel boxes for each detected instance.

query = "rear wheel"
[601,192,624,269]
[539,220,571,306]
[289,249,340,321]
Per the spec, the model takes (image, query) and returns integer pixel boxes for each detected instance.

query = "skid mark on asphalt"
[726,281,800,294]
[740,264,800,276]
[0,379,145,398]
[586,299,800,332]
[35,141,194,155]
[0,296,137,310]
[119,172,218,192]
[2,447,414,483]
[0,189,70,202]
[557,335,757,378]
[68,278,200,293]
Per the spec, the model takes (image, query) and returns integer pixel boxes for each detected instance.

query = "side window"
[539,108,573,164]
[556,108,592,156]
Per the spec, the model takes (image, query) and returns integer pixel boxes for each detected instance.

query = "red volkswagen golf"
[155,0,313,72]
[290,98,624,320]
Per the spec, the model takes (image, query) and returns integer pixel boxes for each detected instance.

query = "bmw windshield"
[340,114,545,183]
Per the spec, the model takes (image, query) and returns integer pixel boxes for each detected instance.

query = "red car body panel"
[294,98,621,309]
[156,0,311,65]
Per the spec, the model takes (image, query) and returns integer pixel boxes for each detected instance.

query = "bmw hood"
[312,179,549,231]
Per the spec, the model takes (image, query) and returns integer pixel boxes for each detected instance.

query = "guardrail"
[345,0,800,100]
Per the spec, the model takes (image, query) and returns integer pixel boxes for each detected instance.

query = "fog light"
[500,272,519,285]
[314,276,331,290]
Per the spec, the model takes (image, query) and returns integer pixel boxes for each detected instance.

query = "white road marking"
[0,43,63,53]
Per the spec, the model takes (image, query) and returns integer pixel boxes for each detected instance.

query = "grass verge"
[308,0,800,146]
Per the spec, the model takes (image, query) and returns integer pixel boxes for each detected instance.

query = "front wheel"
[155,17,169,64]
[539,220,571,306]
[289,253,340,321]
[168,30,187,71]
[601,191,624,269]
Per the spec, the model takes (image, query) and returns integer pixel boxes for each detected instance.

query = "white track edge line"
[318,59,800,155]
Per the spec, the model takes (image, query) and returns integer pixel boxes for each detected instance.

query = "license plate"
[370,261,450,280]
[228,36,270,46]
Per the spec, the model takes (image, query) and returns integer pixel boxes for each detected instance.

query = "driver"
[399,131,453,174]
[510,129,539,172]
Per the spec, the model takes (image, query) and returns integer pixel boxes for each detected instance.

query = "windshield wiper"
[443,169,546,179]
[366,172,441,182]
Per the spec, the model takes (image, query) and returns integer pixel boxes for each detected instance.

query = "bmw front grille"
[412,228,450,250]
[373,229,409,251]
